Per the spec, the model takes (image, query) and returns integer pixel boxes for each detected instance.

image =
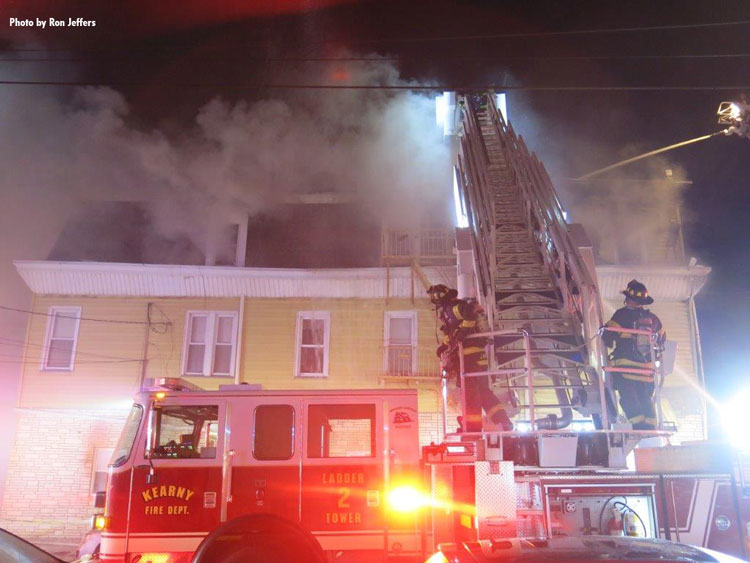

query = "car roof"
[437,537,743,562]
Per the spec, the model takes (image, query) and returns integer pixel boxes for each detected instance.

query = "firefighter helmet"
[622,279,654,305]
[427,284,457,304]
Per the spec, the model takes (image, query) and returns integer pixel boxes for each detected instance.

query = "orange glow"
[331,68,350,82]
[133,554,171,563]
[154,392,166,400]
[93,515,108,530]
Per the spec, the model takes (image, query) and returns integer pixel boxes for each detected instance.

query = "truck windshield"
[111,404,143,467]
[151,405,219,459]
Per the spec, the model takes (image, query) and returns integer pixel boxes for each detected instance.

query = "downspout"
[234,296,246,385]
[138,302,152,391]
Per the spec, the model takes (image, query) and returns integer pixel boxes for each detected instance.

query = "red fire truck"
[97,382,425,562]
[92,378,750,563]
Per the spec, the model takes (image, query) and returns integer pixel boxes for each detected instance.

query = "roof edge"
[13,260,456,299]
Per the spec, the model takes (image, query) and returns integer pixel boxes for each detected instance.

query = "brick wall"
[0,408,128,546]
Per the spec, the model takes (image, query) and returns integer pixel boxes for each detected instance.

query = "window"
[307,404,375,458]
[42,306,81,370]
[384,311,417,375]
[112,404,143,467]
[253,405,295,460]
[150,405,219,459]
[183,311,238,377]
[295,311,330,378]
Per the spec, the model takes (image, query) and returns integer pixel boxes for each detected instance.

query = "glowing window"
[183,311,238,377]
[42,306,81,371]
[295,311,330,378]
[307,404,375,458]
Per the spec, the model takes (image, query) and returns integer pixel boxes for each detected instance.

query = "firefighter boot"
[486,405,514,431]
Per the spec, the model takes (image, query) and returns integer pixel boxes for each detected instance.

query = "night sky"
[2,0,749,434]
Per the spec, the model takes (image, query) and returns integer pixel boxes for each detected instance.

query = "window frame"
[294,311,331,378]
[181,310,239,377]
[41,306,81,371]
[383,310,418,374]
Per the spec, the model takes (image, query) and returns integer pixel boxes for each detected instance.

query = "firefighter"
[427,284,513,432]
[603,280,666,431]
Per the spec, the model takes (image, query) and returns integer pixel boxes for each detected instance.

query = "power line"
[0,80,749,91]
[4,19,750,52]
[349,19,750,45]
[0,304,170,327]
[0,336,146,361]
[0,357,142,365]
[3,53,750,63]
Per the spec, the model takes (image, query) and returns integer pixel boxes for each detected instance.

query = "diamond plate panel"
[475,461,517,539]
[430,464,456,545]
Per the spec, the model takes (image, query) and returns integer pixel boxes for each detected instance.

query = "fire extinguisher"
[624,510,642,537]
[607,507,624,536]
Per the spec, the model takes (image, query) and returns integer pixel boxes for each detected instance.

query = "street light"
[717,100,750,138]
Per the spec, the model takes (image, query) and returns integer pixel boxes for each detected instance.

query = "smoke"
[0,49,451,267]
[507,92,690,265]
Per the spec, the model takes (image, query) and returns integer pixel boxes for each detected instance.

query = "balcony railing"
[381,229,455,265]
[381,344,442,380]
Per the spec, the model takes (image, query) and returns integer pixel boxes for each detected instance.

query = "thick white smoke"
[0,52,451,266]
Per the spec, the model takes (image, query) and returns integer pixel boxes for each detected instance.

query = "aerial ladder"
[423,94,750,556]
[442,92,668,467]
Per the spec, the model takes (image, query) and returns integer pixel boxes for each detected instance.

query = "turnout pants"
[461,338,513,432]
[613,373,657,430]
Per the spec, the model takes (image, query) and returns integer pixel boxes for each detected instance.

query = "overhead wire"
[0,335,145,361]
[3,53,750,62]
[0,304,171,327]
[0,80,749,91]
[4,18,750,51]
[347,19,750,44]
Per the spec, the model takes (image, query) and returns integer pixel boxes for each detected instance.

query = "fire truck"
[97,384,425,562]
[93,93,750,562]
[95,378,750,563]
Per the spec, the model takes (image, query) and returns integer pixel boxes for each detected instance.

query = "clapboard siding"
[19,295,441,407]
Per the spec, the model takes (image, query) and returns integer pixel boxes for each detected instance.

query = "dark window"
[151,405,219,459]
[307,404,376,458]
[254,405,295,460]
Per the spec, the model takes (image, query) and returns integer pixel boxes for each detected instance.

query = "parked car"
[0,527,65,563]
[427,537,748,563]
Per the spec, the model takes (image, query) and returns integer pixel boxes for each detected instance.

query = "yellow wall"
[19,296,442,409]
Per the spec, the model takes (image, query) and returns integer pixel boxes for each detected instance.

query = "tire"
[191,513,326,563]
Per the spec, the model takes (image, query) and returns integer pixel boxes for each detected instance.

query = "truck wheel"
[191,513,326,563]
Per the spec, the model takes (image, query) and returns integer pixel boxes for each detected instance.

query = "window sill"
[295,373,328,379]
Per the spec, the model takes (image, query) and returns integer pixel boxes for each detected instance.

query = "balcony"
[381,344,442,381]
[381,228,455,266]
